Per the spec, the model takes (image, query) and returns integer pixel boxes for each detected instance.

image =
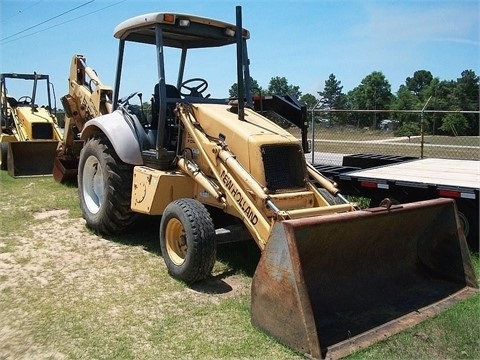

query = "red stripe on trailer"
[361,181,377,188]
[438,190,461,198]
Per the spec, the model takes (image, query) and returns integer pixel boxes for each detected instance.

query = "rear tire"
[160,199,216,283]
[78,134,136,234]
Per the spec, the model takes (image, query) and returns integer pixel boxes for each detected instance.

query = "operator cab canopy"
[113,12,250,48]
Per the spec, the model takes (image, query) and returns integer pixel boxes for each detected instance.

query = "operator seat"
[6,97,18,108]
[2,97,17,128]
[151,84,181,129]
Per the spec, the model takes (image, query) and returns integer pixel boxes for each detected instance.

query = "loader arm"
[176,103,271,249]
[175,103,354,250]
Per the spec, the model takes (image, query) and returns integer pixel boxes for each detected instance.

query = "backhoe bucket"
[7,141,59,177]
[53,155,78,183]
[251,198,477,359]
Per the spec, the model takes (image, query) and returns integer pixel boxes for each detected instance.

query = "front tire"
[78,134,136,234]
[0,142,8,171]
[160,199,216,283]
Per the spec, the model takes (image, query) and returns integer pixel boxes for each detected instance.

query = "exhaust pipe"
[236,6,245,121]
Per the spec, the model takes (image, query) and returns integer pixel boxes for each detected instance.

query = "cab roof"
[113,12,250,49]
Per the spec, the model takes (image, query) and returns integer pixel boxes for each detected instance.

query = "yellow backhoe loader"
[0,72,63,177]
[62,7,477,359]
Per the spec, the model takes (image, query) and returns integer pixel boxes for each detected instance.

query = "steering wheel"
[179,78,208,97]
[18,96,32,104]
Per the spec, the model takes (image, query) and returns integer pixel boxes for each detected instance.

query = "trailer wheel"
[78,134,136,234]
[457,211,470,239]
[160,199,216,283]
[457,203,479,253]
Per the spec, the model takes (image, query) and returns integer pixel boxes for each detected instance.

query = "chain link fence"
[291,109,480,165]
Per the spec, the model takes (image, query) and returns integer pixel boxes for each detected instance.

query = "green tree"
[229,77,263,98]
[346,87,368,127]
[300,93,318,109]
[406,70,433,99]
[431,79,456,110]
[425,73,479,135]
[266,76,302,98]
[395,121,421,137]
[455,70,479,109]
[427,78,455,134]
[392,85,420,125]
[318,74,346,109]
[348,71,392,128]
[439,113,468,136]
[454,70,479,135]
[363,72,392,110]
[317,73,347,125]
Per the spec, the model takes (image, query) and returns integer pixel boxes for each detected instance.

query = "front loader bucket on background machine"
[251,198,477,359]
[7,141,59,177]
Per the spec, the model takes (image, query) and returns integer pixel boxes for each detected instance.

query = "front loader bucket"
[251,198,477,359]
[7,141,59,177]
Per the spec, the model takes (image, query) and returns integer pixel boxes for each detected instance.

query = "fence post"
[311,100,322,164]
[420,96,432,159]
[311,109,315,164]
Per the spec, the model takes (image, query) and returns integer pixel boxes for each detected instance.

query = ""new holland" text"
[220,170,258,225]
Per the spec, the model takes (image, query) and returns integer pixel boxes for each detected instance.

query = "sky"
[0,0,478,105]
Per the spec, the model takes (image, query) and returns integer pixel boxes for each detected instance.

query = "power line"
[1,0,95,42]
[0,0,128,45]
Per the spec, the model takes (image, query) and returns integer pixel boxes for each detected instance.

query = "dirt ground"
[0,209,253,359]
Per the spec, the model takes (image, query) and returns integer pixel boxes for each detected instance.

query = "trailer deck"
[345,158,479,190]
[313,155,479,251]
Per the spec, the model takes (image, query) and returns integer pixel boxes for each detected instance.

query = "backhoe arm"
[54,55,113,183]
[61,55,113,137]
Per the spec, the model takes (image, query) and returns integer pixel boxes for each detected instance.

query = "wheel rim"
[82,155,104,214]
[165,218,187,266]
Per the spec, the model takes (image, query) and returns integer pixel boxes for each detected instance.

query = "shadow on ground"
[96,214,261,294]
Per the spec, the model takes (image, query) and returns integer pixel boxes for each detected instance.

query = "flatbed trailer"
[314,154,479,251]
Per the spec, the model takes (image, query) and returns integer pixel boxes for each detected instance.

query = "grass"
[0,175,81,235]
[348,256,480,360]
[408,135,480,147]
[289,127,480,160]
[312,141,479,160]
[1,171,479,359]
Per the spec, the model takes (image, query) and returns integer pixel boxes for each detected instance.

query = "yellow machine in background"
[0,72,63,177]
[61,7,477,359]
